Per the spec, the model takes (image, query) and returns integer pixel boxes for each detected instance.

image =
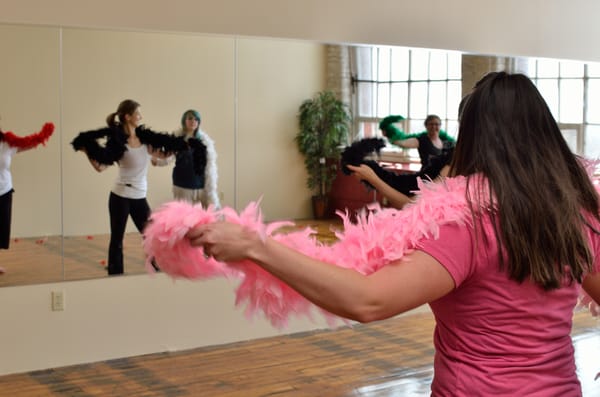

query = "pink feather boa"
[143,176,599,329]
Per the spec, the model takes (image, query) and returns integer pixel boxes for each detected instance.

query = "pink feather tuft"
[143,201,235,279]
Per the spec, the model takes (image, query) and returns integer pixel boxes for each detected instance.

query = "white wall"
[0,275,334,375]
[0,0,597,376]
[1,0,600,62]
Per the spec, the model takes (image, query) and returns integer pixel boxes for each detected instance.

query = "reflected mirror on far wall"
[3,23,600,289]
[0,24,62,286]
[0,22,325,287]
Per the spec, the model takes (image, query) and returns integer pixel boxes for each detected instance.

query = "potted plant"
[296,91,351,219]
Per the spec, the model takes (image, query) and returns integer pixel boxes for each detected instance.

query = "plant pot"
[311,195,329,220]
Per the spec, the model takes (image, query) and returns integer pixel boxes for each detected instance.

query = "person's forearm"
[88,157,107,172]
[247,238,379,322]
[366,176,413,209]
[151,156,172,167]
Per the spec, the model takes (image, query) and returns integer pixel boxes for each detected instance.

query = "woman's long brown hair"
[106,99,140,128]
[450,72,600,290]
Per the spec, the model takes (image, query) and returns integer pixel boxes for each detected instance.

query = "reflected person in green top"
[379,114,455,172]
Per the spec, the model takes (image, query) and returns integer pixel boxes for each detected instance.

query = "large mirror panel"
[0,24,62,286]
[10,23,597,287]
[61,28,237,280]
[0,24,327,287]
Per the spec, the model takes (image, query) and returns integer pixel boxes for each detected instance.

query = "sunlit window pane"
[560,61,584,78]
[537,58,559,78]
[409,119,425,134]
[447,81,462,120]
[354,45,461,142]
[559,79,583,123]
[584,125,600,158]
[377,48,391,81]
[587,62,600,77]
[390,83,408,116]
[523,58,537,78]
[536,79,559,119]
[410,82,428,119]
[428,82,447,119]
[357,82,375,117]
[390,48,409,81]
[429,51,447,80]
[560,126,579,154]
[377,83,390,118]
[447,52,462,79]
[410,51,429,80]
[355,46,374,80]
[446,120,459,138]
[586,79,600,124]
[357,121,380,139]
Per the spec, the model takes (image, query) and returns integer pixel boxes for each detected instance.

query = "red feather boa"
[1,122,55,149]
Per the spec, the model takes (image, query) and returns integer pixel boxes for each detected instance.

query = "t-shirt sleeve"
[588,226,600,274]
[417,222,477,288]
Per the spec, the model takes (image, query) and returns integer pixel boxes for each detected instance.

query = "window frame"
[350,46,462,145]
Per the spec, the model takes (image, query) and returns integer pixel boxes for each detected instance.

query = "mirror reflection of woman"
[167,109,219,208]
[345,98,468,210]
[381,114,455,173]
[0,121,55,274]
[71,99,185,275]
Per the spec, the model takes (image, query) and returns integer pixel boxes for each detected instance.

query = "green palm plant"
[296,91,351,201]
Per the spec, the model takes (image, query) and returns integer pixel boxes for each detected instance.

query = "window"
[351,46,462,146]
[526,58,600,157]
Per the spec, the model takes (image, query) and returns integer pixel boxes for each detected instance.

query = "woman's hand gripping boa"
[143,176,600,329]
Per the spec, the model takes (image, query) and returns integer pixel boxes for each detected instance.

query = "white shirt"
[111,144,151,199]
[0,142,18,196]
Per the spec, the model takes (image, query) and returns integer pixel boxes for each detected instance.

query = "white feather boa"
[196,129,220,208]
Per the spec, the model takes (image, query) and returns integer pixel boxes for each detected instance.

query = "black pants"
[108,192,151,275]
[0,189,13,250]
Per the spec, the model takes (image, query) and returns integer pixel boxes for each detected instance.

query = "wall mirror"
[0,23,324,287]
[2,22,600,288]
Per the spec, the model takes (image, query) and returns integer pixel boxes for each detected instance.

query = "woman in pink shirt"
[186,72,600,396]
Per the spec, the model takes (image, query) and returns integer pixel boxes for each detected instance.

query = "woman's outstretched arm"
[347,164,414,209]
[187,222,455,322]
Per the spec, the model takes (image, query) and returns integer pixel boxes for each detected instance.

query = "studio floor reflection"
[0,219,343,287]
[0,311,597,396]
[0,233,147,287]
[0,235,63,287]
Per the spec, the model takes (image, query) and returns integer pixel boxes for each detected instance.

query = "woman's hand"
[186,222,263,262]
[148,145,171,159]
[88,157,107,172]
[347,164,377,183]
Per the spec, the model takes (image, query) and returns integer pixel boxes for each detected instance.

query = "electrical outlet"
[51,291,65,311]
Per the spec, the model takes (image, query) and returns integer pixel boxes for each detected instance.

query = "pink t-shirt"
[418,214,600,396]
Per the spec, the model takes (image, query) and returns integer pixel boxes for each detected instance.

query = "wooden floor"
[0,311,597,396]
